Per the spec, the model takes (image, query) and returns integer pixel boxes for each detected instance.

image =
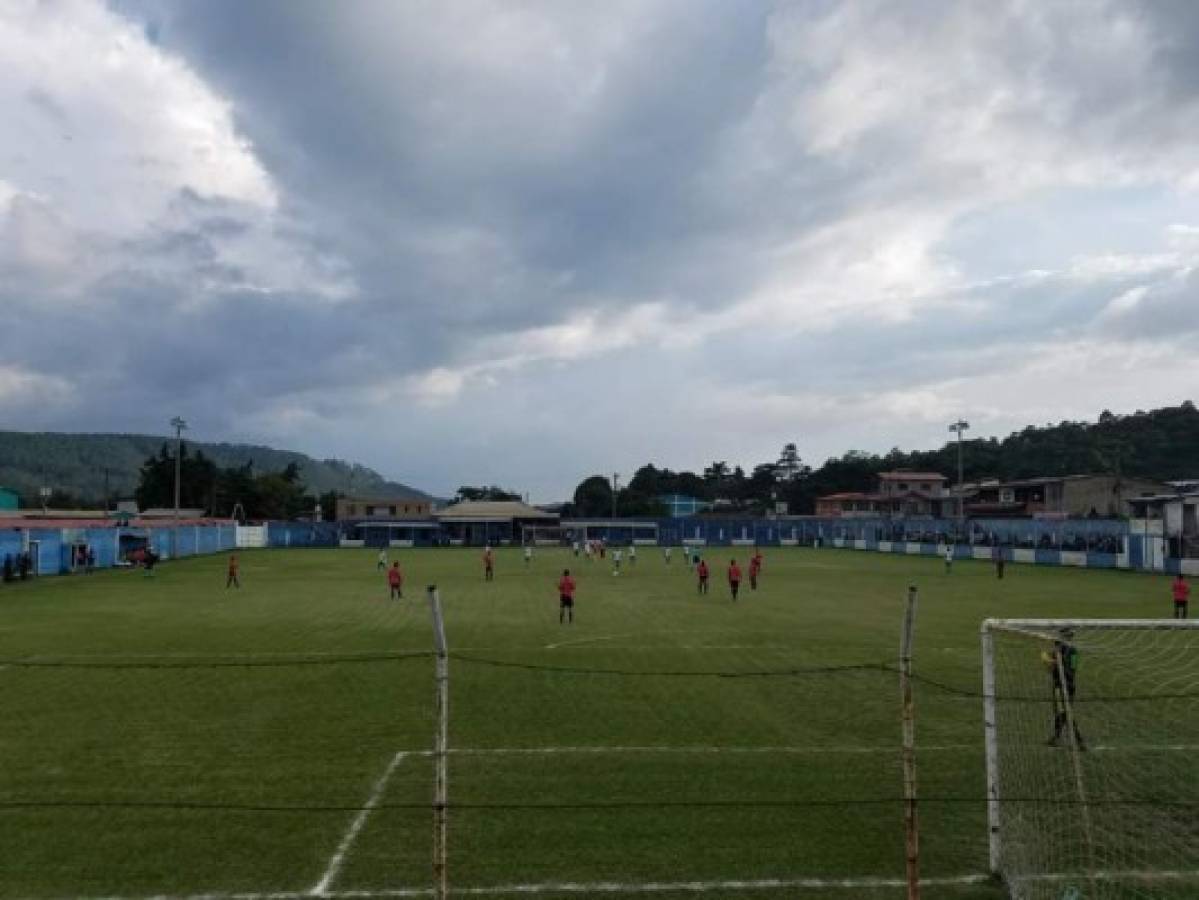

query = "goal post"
[981,619,1199,899]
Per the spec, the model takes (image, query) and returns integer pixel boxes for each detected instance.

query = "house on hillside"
[962,475,1167,518]
[815,471,950,518]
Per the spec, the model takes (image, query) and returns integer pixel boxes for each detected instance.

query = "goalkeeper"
[1045,631,1085,750]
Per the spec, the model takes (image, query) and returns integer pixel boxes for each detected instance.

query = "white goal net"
[982,619,1199,899]
[521,525,567,546]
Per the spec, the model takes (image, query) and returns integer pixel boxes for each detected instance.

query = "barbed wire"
[449,653,891,679]
[3,649,1197,702]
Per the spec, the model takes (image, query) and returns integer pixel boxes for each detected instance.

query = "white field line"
[48,873,993,900]
[400,744,978,757]
[1017,869,1199,885]
[308,750,408,897]
[541,629,775,651]
[47,868,1199,900]
[450,874,992,894]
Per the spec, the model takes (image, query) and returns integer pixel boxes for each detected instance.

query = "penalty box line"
[309,750,408,897]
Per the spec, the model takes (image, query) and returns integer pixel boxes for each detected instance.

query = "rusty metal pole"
[428,585,449,900]
[900,584,920,900]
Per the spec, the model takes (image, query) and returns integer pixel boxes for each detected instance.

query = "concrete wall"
[1061,476,1168,518]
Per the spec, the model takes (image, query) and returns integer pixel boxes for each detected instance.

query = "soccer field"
[0,547,1182,899]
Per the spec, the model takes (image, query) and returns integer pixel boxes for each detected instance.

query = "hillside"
[0,431,431,506]
[789,401,1199,512]
[584,402,1199,517]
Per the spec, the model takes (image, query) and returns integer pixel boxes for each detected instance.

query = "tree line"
[567,402,1199,517]
[0,430,429,511]
[134,444,331,521]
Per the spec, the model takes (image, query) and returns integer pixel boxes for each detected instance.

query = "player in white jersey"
[629,545,637,565]
[612,548,623,575]
[663,546,672,564]
[524,545,533,566]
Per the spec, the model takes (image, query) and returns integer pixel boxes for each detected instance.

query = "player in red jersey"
[558,568,576,624]
[1173,574,1190,619]
[226,554,240,589]
[696,558,710,594]
[387,561,403,600]
[748,550,762,591]
[728,559,742,601]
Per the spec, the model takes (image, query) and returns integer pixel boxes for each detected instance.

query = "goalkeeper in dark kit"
[1045,630,1085,750]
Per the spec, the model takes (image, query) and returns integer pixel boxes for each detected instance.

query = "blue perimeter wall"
[2,517,1185,578]
[268,517,1179,572]
[0,523,238,577]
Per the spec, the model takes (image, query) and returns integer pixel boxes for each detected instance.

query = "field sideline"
[0,547,1176,899]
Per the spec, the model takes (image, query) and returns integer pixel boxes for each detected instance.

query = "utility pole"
[948,419,969,526]
[611,473,620,520]
[171,416,188,558]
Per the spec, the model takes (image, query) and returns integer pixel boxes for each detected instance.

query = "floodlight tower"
[171,416,188,558]
[611,473,620,520]
[948,419,970,525]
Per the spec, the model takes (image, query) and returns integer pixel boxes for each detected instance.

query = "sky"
[2,0,1198,500]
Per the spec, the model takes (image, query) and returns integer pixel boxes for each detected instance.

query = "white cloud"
[0,0,275,233]
[0,363,74,408]
[0,0,355,308]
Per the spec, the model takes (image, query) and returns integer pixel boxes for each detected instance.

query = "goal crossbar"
[984,618,1199,632]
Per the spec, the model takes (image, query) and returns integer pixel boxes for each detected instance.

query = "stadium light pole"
[948,420,969,528]
[171,416,188,558]
[612,473,619,520]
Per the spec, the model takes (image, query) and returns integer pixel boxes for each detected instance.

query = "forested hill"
[0,431,431,506]
[785,402,1199,514]
[886,402,1199,482]
[569,402,1199,518]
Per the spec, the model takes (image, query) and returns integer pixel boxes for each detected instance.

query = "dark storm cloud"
[5,0,1199,496]
[114,0,780,320]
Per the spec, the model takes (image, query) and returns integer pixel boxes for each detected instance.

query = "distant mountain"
[0,431,433,506]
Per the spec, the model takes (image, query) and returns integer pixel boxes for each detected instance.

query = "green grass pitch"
[0,547,1176,899]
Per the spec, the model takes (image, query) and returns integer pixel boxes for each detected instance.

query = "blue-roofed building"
[658,494,709,517]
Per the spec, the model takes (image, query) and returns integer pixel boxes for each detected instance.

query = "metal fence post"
[428,585,449,900]
[900,585,920,900]
[981,621,1000,875]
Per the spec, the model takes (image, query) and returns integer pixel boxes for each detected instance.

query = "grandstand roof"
[435,500,558,521]
[877,471,946,481]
